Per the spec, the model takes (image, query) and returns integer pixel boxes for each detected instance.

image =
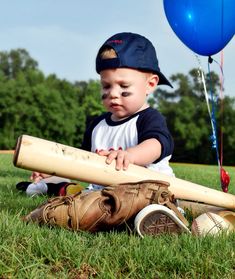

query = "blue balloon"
[163,0,235,56]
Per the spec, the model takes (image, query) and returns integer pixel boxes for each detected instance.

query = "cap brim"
[157,71,173,88]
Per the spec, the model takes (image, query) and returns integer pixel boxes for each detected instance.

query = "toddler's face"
[100,68,154,121]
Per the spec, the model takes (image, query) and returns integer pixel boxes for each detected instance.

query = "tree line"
[0,49,234,165]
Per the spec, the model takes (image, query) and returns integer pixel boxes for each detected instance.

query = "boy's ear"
[146,74,159,95]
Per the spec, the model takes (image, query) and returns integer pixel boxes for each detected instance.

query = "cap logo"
[107,40,123,44]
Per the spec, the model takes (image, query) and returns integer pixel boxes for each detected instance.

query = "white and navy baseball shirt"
[82,107,174,189]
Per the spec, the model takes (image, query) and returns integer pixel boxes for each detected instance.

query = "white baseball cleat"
[134,204,190,237]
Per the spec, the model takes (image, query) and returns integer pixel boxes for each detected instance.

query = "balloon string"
[207,52,230,192]
[220,51,224,167]
[207,61,220,170]
[212,52,224,167]
[195,54,230,192]
[195,55,220,172]
[208,53,225,168]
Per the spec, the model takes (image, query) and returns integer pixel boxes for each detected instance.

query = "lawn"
[0,154,235,279]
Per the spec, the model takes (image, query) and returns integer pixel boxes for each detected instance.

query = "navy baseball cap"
[96,32,172,87]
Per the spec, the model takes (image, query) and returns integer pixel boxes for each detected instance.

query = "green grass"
[0,154,235,278]
[172,162,235,193]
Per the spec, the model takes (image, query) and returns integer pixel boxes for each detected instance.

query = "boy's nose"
[109,88,119,98]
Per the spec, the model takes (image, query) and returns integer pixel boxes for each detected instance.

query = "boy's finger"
[34,178,40,183]
[123,158,130,171]
[97,150,109,156]
[106,151,118,164]
[115,152,125,170]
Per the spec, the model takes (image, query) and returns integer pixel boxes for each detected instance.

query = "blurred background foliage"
[0,49,234,165]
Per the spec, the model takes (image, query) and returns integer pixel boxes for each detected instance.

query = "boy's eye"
[121,92,132,97]
[102,84,110,90]
[121,84,129,89]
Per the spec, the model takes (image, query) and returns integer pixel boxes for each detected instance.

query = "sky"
[0,0,234,97]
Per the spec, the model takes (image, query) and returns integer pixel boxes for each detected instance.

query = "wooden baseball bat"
[13,135,235,210]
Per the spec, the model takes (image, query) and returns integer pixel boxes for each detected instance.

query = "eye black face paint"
[121,92,132,97]
[101,94,108,100]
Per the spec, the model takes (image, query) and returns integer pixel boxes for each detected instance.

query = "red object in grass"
[220,168,230,193]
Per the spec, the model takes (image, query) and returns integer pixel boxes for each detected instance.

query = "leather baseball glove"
[23,180,188,232]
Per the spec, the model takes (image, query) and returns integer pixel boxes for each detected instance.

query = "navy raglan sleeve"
[136,108,174,162]
[81,113,108,151]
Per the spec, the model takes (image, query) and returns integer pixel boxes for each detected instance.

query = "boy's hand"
[96,140,161,171]
[30,172,51,183]
[96,149,135,171]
